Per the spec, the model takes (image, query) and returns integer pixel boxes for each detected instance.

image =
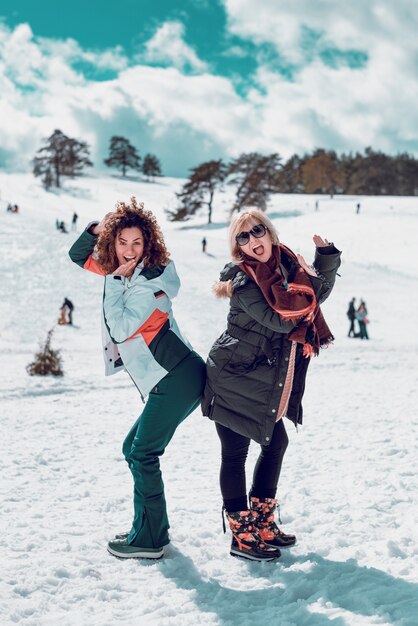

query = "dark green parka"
[201,244,341,444]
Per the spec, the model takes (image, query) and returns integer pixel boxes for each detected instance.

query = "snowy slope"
[1,172,418,626]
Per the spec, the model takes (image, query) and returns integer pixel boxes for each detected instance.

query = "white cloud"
[141,20,209,73]
[0,5,417,176]
[221,45,249,58]
[39,36,128,72]
[223,0,415,63]
[0,22,246,173]
[221,0,418,155]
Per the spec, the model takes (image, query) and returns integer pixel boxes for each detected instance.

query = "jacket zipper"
[126,369,145,403]
[208,395,216,417]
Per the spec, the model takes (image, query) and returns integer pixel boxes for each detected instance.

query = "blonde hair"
[229,208,279,263]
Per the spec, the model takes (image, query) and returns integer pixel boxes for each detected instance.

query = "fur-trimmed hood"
[213,280,233,298]
[213,262,249,298]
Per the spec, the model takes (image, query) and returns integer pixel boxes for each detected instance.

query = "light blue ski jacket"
[69,229,192,400]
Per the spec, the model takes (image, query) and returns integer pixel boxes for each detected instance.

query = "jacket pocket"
[227,343,266,373]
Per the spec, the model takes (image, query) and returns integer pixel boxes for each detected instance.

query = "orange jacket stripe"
[127,309,169,345]
[83,255,105,276]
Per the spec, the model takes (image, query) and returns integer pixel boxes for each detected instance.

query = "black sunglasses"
[235,223,267,246]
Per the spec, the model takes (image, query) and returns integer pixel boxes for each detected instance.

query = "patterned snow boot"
[224,509,281,561]
[250,497,296,548]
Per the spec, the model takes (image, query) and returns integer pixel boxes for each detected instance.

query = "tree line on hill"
[31,131,418,223]
[168,148,418,223]
[33,130,162,189]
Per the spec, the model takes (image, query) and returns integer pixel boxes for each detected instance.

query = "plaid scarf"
[240,244,334,357]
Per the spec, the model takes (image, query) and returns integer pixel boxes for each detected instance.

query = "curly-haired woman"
[202,208,341,561]
[69,198,205,559]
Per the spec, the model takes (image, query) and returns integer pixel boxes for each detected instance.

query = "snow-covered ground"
[1,172,417,626]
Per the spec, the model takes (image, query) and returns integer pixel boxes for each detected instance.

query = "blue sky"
[5,0,269,86]
[1,0,417,177]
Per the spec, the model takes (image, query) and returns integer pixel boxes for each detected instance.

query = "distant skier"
[72,212,78,231]
[59,221,68,233]
[356,302,369,340]
[356,202,361,214]
[347,297,357,337]
[6,203,13,212]
[59,298,74,325]
[202,236,207,253]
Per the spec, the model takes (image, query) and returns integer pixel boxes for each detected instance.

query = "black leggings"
[215,420,289,513]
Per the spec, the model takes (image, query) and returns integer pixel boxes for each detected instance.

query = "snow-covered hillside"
[1,172,418,626]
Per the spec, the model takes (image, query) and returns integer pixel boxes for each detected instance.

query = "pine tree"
[276,154,305,193]
[347,147,397,195]
[63,138,93,178]
[104,136,141,176]
[33,129,92,189]
[228,153,282,214]
[27,328,64,377]
[168,160,226,224]
[394,153,418,195]
[142,154,162,180]
[301,149,345,195]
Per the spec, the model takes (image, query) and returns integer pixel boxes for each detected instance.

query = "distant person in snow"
[347,297,357,337]
[356,301,369,340]
[58,297,74,325]
[59,221,68,233]
[69,197,205,560]
[71,212,78,231]
[202,236,207,253]
[356,202,361,214]
[58,307,67,325]
[201,208,341,561]
[7,203,13,212]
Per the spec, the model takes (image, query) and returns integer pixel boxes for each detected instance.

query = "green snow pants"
[123,351,206,548]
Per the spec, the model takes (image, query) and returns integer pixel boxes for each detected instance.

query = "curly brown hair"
[95,197,170,274]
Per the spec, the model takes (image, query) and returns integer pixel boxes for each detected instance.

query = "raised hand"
[296,253,317,277]
[113,259,137,278]
[92,212,114,236]
[313,234,330,247]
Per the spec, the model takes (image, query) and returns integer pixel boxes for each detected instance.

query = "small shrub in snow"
[27,328,64,377]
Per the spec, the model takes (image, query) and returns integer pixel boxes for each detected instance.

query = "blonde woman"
[69,198,205,559]
[202,209,341,561]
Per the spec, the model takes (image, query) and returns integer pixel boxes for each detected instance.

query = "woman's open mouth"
[252,244,264,256]
[123,255,137,262]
